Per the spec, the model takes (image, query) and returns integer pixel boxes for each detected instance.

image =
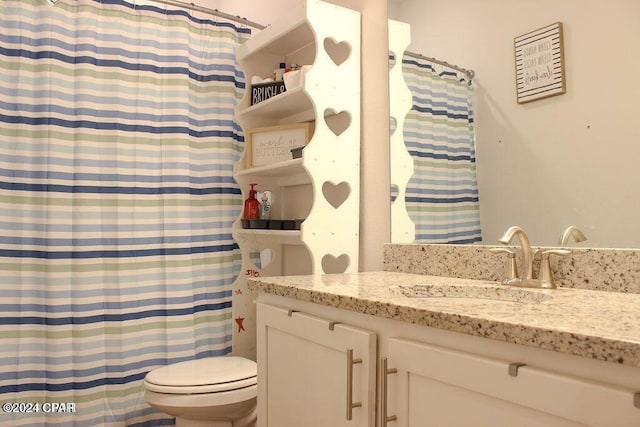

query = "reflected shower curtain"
[403,56,481,243]
[0,0,248,425]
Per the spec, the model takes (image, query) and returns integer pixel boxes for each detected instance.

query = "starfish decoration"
[235,316,246,332]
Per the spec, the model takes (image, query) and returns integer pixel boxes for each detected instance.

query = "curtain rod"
[404,50,475,79]
[140,0,266,30]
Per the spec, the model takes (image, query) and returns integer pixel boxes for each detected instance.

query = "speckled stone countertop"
[248,271,640,368]
[384,244,640,294]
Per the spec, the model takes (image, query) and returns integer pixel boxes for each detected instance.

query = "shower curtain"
[0,0,248,425]
[402,56,481,244]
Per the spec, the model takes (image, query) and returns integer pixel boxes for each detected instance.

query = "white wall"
[390,0,640,248]
[199,0,301,26]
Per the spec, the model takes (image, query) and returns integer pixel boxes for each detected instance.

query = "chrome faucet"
[498,226,533,281]
[559,226,587,246]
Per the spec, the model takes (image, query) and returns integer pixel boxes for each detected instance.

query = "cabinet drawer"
[388,338,640,427]
[257,303,376,427]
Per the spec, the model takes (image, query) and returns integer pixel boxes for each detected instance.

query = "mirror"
[388,0,640,248]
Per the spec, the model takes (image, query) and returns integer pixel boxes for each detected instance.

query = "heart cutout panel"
[322,181,351,209]
[249,248,274,270]
[324,109,351,136]
[324,38,351,66]
[322,254,350,274]
[390,184,399,203]
[389,50,397,69]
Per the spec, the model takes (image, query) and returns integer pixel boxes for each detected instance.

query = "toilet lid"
[145,356,257,388]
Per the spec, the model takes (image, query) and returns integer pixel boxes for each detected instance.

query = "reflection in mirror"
[388,50,396,69]
[389,0,640,248]
[388,19,415,243]
[390,184,399,203]
[388,16,480,244]
[400,54,480,244]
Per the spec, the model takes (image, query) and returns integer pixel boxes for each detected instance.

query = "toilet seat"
[144,356,257,395]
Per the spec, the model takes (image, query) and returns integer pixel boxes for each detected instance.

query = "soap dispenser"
[244,184,259,220]
[260,191,271,220]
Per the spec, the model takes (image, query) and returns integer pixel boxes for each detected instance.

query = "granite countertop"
[248,271,640,368]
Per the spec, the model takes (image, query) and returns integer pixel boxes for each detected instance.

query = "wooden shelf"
[235,229,303,245]
[237,86,314,123]
[237,158,307,178]
[237,4,311,60]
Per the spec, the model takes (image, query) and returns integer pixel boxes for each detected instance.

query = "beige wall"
[208,0,301,25]
[390,0,640,248]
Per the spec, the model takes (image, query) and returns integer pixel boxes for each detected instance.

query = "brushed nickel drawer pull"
[381,357,397,425]
[508,362,527,377]
[346,349,362,420]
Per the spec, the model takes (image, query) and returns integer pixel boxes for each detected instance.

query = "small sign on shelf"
[514,22,566,104]
[250,81,286,105]
[245,122,313,168]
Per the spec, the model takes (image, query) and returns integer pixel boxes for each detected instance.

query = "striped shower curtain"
[402,56,481,244]
[0,0,248,425]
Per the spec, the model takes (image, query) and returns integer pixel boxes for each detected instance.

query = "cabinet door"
[256,303,376,427]
[387,338,640,427]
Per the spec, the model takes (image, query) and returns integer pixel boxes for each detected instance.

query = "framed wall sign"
[246,122,312,168]
[514,22,566,104]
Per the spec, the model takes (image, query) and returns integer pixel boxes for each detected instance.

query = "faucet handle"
[490,248,518,281]
[538,249,572,288]
[490,247,515,255]
[559,226,587,246]
[541,248,572,258]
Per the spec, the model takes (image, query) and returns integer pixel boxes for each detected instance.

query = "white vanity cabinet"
[255,294,640,427]
[256,303,376,427]
[386,338,640,427]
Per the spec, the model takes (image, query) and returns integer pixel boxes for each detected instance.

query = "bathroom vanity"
[248,250,640,427]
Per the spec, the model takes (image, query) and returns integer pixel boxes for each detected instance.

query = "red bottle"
[244,183,260,220]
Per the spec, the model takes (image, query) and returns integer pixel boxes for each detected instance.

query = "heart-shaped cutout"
[390,184,399,203]
[389,117,397,136]
[322,254,350,274]
[322,181,350,209]
[389,50,397,69]
[324,38,351,66]
[249,248,274,270]
[324,109,351,136]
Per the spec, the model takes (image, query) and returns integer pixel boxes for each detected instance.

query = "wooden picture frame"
[514,22,566,104]
[245,122,312,168]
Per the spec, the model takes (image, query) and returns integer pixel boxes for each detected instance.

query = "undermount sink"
[391,283,553,304]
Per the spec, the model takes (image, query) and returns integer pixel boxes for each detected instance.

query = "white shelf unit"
[231,0,361,359]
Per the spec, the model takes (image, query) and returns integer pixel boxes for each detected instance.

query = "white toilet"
[143,356,257,427]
